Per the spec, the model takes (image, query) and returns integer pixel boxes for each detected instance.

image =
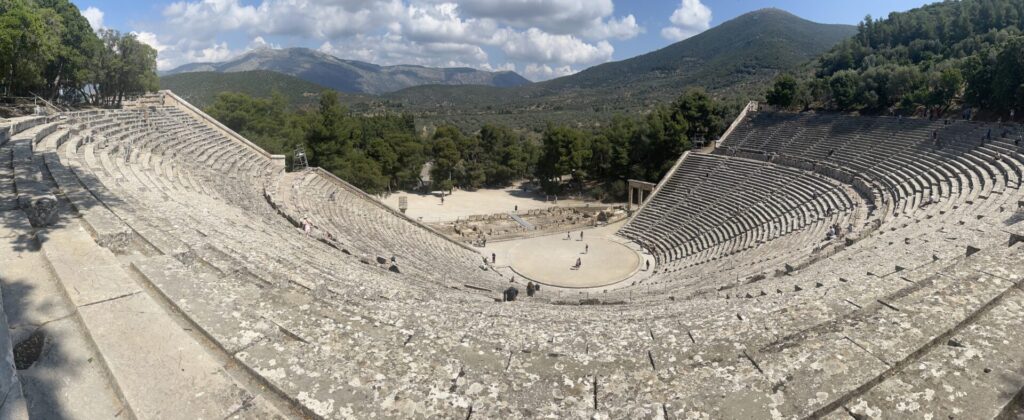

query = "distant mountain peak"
[163,47,530,94]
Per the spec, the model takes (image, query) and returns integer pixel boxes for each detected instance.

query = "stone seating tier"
[0,104,1020,418]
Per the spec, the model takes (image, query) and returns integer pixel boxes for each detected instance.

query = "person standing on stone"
[576,257,582,269]
[585,244,589,254]
[491,253,496,264]
[645,260,650,271]
[526,282,535,297]
[580,231,584,241]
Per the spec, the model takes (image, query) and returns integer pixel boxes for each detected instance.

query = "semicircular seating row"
[612,111,1023,303]
[6,105,1023,418]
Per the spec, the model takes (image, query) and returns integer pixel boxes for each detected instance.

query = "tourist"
[645,260,650,271]
[491,253,496,264]
[576,257,582,269]
[527,282,536,297]
[585,244,589,254]
[567,231,571,240]
[441,195,445,205]
[503,286,519,302]
[514,205,518,213]
[580,231,584,241]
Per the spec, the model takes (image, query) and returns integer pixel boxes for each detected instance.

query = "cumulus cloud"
[248,36,280,50]
[503,28,613,66]
[140,0,637,79]
[134,30,244,71]
[82,6,104,31]
[445,0,641,40]
[661,0,712,41]
[523,63,575,80]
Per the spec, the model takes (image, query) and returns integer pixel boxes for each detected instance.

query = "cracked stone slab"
[846,288,1024,419]
[758,332,888,418]
[38,225,141,307]
[131,255,269,354]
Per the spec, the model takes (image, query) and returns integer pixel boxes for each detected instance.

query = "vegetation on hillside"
[0,0,157,105]
[372,9,854,133]
[535,89,727,197]
[160,71,331,109]
[206,89,727,199]
[159,9,853,135]
[767,0,1024,118]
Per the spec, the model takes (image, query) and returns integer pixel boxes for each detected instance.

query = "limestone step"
[0,210,122,419]
[755,242,1024,418]
[35,218,283,419]
[844,286,1024,418]
[0,216,29,420]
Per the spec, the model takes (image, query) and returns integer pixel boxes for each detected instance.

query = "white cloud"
[523,63,575,80]
[134,30,243,71]
[141,0,637,79]
[503,28,613,66]
[661,0,711,41]
[248,36,280,50]
[581,14,642,40]
[133,31,176,70]
[186,42,237,63]
[318,33,491,69]
[82,6,104,31]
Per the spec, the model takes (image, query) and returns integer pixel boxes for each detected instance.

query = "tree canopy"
[0,0,157,105]
[773,0,1024,117]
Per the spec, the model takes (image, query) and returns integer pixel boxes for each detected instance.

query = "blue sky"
[73,0,934,80]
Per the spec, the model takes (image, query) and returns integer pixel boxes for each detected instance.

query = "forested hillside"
[0,0,158,106]
[767,0,1024,117]
[160,9,854,134]
[160,70,336,109]
[207,89,726,199]
[161,47,531,94]
[373,9,855,133]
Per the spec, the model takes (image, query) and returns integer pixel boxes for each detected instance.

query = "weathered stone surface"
[17,194,58,228]
[5,97,1022,419]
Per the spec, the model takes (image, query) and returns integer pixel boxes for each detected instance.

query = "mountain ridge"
[158,9,859,133]
[161,47,531,94]
[373,8,858,130]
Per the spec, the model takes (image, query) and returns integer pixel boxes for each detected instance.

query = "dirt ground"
[382,182,599,222]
